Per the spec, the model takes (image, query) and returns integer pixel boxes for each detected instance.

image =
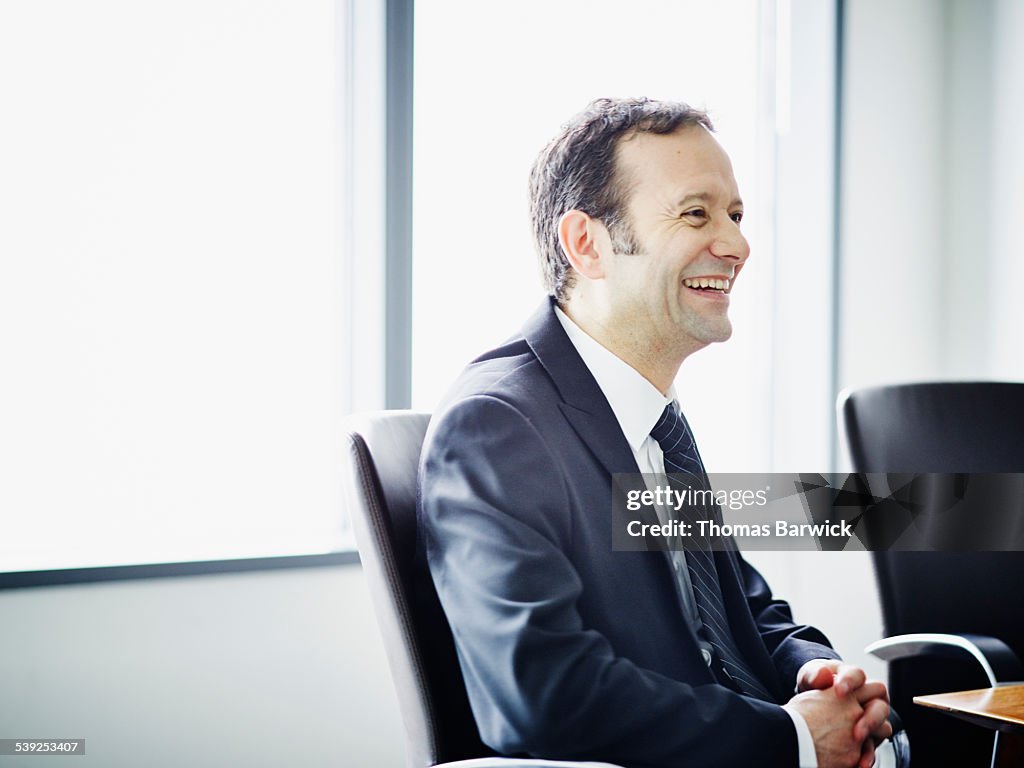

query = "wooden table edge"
[915,684,1024,734]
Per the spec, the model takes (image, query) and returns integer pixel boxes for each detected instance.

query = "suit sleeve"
[736,553,841,688]
[419,394,801,768]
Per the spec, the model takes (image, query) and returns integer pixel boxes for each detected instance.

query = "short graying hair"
[528,97,713,302]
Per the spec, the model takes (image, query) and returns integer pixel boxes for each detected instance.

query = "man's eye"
[730,211,744,223]
[682,209,706,219]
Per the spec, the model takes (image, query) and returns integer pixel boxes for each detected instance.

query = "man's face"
[598,125,750,358]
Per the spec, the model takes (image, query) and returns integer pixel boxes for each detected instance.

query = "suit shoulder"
[438,334,555,414]
[424,333,565,475]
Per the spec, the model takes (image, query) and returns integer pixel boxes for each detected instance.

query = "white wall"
[838,0,1021,387]
[941,0,995,375]
[989,0,1024,379]
[839,0,948,393]
[0,565,405,768]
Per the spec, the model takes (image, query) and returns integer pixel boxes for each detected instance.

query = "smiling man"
[418,98,892,768]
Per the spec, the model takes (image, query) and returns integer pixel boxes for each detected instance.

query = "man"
[418,98,892,768]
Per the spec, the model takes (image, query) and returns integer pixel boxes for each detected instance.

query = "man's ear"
[558,209,610,281]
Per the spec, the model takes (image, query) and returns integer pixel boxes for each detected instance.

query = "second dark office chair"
[840,381,1024,768]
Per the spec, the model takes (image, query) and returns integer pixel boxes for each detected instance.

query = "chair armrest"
[865,632,1024,686]
[436,759,625,768]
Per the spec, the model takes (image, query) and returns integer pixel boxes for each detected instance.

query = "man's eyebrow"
[675,192,744,208]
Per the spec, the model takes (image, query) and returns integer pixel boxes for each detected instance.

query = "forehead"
[614,125,740,204]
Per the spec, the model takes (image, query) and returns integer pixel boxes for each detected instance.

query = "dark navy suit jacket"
[418,299,840,768]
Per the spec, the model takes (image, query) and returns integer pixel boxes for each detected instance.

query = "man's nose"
[710,222,750,263]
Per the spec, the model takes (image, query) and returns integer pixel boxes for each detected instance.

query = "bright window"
[0,0,364,571]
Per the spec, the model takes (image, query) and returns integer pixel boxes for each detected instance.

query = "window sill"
[0,550,360,590]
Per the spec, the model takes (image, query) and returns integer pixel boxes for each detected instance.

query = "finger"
[798,660,838,691]
[872,719,894,741]
[859,742,875,768]
[806,666,834,690]
[853,681,889,705]
[855,698,890,741]
[859,738,876,768]
[834,664,867,697]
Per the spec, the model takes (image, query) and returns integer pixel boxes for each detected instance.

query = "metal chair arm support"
[866,633,1024,686]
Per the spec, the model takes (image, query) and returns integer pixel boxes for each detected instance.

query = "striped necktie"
[650,402,775,701]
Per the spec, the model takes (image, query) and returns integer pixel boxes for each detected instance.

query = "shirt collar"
[554,305,673,452]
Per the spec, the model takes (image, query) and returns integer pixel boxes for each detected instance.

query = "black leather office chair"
[840,382,1024,768]
[341,411,623,768]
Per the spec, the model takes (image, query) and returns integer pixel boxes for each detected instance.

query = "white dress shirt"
[554,306,817,768]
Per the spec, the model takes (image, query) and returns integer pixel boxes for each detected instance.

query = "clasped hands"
[784,660,892,768]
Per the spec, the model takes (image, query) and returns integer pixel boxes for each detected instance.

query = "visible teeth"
[684,277,731,292]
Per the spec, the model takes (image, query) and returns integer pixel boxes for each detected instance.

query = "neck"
[560,300,694,396]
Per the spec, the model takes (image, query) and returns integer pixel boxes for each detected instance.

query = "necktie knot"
[651,402,705,484]
[650,402,686,452]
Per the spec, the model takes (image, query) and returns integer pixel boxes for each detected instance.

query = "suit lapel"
[522,299,671,551]
[522,299,642,478]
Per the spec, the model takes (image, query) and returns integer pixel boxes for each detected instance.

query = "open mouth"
[683,276,731,295]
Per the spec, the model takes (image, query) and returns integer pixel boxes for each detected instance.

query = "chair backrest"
[841,381,1024,474]
[840,381,1024,767]
[342,411,492,768]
